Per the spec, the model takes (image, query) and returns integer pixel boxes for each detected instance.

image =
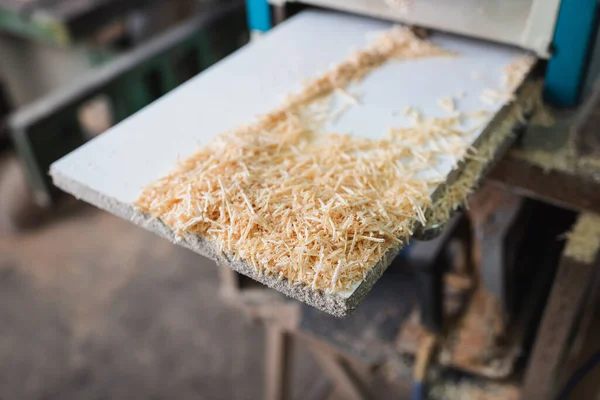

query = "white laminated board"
[50,10,533,316]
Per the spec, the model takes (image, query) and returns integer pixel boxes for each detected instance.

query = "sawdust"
[511,143,600,180]
[579,154,600,174]
[429,380,519,400]
[509,132,600,177]
[438,287,517,379]
[564,213,600,264]
[508,95,574,174]
[505,90,600,177]
[479,56,534,106]
[136,27,535,293]
[426,82,540,226]
[510,146,574,173]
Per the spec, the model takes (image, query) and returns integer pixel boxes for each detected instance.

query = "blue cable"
[412,381,425,400]
[555,349,600,400]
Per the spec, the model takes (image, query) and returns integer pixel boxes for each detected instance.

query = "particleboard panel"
[50,10,533,316]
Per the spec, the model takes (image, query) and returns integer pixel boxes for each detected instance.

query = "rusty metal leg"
[265,324,294,400]
[468,184,525,314]
[415,262,443,334]
[309,343,372,400]
[409,215,467,334]
[521,213,600,399]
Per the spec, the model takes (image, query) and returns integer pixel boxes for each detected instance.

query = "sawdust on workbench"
[507,96,600,176]
[511,139,600,177]
[136,27,534,293]
[564,213,600,264]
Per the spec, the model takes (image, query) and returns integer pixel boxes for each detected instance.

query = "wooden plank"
[489,156,600,215]
[310,343,372,400]
[265,324,295,400]
[521,213,600,399]
[218,265,240,297]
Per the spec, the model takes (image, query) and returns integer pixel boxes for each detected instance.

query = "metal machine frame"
[245,0,599,107]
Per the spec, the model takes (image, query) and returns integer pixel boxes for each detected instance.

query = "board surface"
[51,10,532,316]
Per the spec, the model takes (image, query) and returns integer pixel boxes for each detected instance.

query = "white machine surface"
[279,0,561,57]
[50,10,533,314]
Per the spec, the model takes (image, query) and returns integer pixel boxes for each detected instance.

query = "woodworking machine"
[46,0,599,332]
[247,0,600,107]
[26,0,599,390]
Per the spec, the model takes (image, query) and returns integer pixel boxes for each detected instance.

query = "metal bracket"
[405,215,470,334]
[467,184,526,312]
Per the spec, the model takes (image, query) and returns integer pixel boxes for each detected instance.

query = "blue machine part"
[246,0,272,32]
[544,0,599,107]
[398,242,412,259]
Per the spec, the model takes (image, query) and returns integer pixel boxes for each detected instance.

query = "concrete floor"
[0,204,322,400]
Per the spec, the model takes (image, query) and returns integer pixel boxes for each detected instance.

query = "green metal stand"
[8,2,247,205]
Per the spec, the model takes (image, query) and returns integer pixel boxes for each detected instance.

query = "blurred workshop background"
[1,1,600,400]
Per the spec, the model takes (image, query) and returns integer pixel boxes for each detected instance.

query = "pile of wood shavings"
[136,28,532,293]
[564,214,600,264]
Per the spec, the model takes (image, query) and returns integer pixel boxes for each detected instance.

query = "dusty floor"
[0,204,322,400]
[2,187,598,400]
